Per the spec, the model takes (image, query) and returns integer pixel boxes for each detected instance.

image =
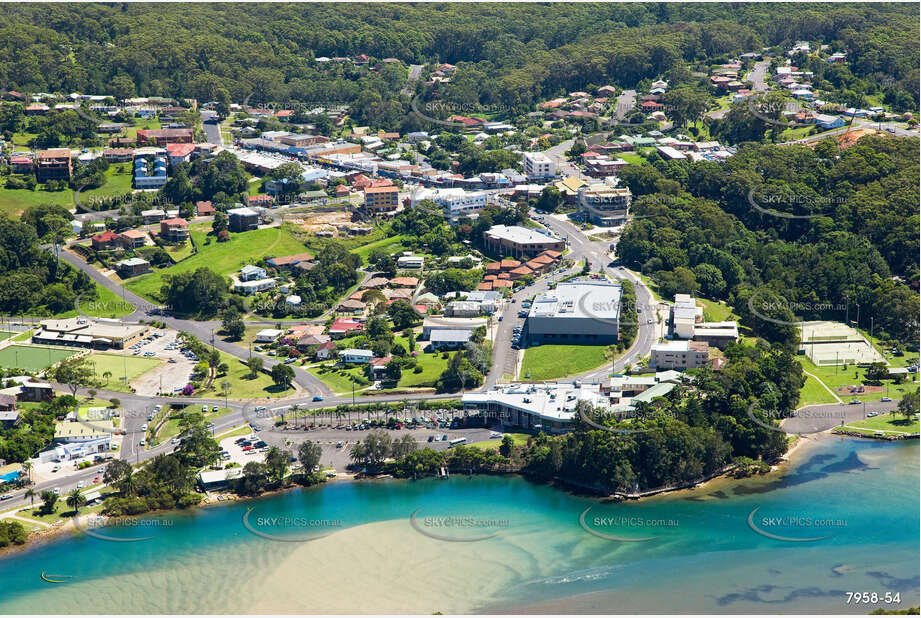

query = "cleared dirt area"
[285,210,360,236]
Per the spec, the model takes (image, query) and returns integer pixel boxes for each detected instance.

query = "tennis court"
[0,345,80,372]
[798,321,885,366]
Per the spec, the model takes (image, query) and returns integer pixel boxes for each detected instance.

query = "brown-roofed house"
[266,252,315,270]
[35,148,72,181]
[538,250,562,260]
[477,282,494,291]
[508,265,534,279]
[485,262,501,273]
[91,230,120,251]
[499,259,521,271]
[361,277,390,289]
[196,201,215,216]
[119,229,147,249]
[389,277,419,288]
[492,279,514,289]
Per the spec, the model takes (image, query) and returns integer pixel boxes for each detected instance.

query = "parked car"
[0,494,12,501]
[881,397,892,402]
[313,395,324,402]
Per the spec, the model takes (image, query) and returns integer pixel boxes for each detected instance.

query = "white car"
[76,481,85,489]
[53,487,60,495]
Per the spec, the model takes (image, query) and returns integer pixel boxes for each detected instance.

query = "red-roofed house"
[499,259,521,271]
[91,230,120,251]
[492,279,514,289]
[9,156,32,173]
[316,340,338,361]
[160,218,189,242]
[477,282,494,291]
[508,265,534,279]
[335,184,351,197]
[389,277,419,288]
[350,174,372,190]
[329,319,363,338]
[640,101,664,112]
[249,194,273,208]
[165,143,195,165]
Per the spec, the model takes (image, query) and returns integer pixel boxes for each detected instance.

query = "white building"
[234,278,276,295]
[396,255,424,269]
[671,294,702,339]
[412,187,488,218]
[340,349,374,364]
[650,340,709,370]
[522,152,556,180]
[462,381,610,434]
[255,329,283,343]
[527,279,622,345]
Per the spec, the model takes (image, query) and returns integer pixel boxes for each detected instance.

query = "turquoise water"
[0,436,917,614]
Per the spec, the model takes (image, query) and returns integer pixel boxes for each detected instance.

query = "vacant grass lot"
[196,351,294,399]
[697,297,737,322]
[519,344,609,381]
[0,345,78,372]
[126,226,306,301]
[0,166,134,217]
[56,283,136,319]
[88,353,161,392]
[469,432,530,451]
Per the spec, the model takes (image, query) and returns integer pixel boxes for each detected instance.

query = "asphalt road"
[780,400,899,434]
[201,110,222,144]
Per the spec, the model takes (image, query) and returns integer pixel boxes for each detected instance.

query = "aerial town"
[0,3,916,616]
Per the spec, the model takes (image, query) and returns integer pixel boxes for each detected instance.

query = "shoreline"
[0,430,862,556]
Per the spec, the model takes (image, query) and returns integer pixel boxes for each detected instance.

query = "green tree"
[297,440,322,470]
[246,356,263,378]
[270,363,295,389]
[66,488,87,514]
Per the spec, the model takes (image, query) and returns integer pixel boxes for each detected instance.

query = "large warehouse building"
[526,279,622,345]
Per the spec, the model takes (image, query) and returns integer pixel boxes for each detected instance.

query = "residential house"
[340,349,373,364]
[114,257,151,277]
[328,319,363,338]
[91,230,121,251]
[159,217,190,242]
[35,148,72,181]
[239,265,268,281]
[195,201,215,217]
[227,207,260,232]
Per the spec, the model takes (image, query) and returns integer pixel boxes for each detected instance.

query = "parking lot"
[128,330,200,396]
[244,421,497,472]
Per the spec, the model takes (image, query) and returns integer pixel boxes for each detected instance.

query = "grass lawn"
[519,344,610,381]
[55,283,135,319]
[126,226,306,302]
[350,234,411,264]
[799,374,838,406]
[197,352,294,399]
[469,432,530,451]
[308,363,370,395]
[618,153,648,165]
[12,329,34,342]
[151,406,233,443]
[123,119,161,140]
[0,331,13,341]
[834,411,920,437]
[164,240,196,263]
[399,351,450,388]
[697,297,737,322]
[0,165,135,217]
[797,356,917,406]
[88,353,161,392]
[0,345,78,372]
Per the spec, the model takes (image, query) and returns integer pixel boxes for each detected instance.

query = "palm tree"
[290,404,300,429]
[21,461,32,483]
[24,488,36,508]
[117,471,138,496]
[66,488,86,514]
[102,370,112,386]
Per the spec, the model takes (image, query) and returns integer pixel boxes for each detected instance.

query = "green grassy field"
[834,411,919,437]
[308,363,370,395]
[350,234,411,263]
[0,331,13,341]
[519,344,609,381]
[797,356,917,406]
[88,353,161,392]
[164,240,196,263]
[618,152,648,165]
[126,226,306,301]
[697,298,737,322]
[151,406,233,443]
[56,283,136,319]
[469,432,530,451]
[0,166,134,217]
[196,352,294,399]
[0,345,78,372]
[123,119,161,140]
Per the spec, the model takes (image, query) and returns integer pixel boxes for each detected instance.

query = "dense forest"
[0,3,916,127]
[616,135,919,347]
